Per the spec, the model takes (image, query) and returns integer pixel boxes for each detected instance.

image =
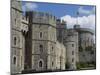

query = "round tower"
[64,29,79,70]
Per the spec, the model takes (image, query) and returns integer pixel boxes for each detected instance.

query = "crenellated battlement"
[56,19,66,25]
[32,11,56,21]
[61,20,66,25]
[73,25,94,35]
[26,11,57,27]
[22,16,29,24]
[21,16,29,34]
[56,19,66,29]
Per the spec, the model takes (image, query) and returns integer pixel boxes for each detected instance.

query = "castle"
[11,0,96,74]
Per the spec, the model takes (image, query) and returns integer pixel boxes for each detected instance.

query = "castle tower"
[64,29,79,70]
[25,11,57,71]
[11,0,29,74]
[74,25,95,63]
[21,16,29,70]
[56,19,66,43]
[23,11,33,70]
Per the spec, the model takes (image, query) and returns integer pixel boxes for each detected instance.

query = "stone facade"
[28,11,57,71]
[63,29,79,70]
[56,41,66,70]
[11,0,27,74]
[74,25,95,63]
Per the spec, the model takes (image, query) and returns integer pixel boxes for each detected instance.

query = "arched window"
[13,56,16,65]
[14,37,17,45]
[40,44,43,52]
[39,61,42,67]
[40,32,42,38]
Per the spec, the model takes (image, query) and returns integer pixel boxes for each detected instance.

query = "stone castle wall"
[11,0,95,74]
[11,0,24,74]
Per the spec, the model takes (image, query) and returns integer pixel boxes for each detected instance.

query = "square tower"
[25,11,57,71]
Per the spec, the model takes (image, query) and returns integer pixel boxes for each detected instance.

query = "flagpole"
[77,11,79,25]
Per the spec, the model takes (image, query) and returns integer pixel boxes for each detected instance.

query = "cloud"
[61,15,95,31]
[22,3,38,12]
[78,6,95,15]
[61,14,96,42]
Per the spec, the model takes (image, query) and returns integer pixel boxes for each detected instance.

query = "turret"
[21,16,29,35]
[74,25,80,29]
[56,19,66,43]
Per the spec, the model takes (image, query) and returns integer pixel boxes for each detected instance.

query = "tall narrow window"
[13,56,16,65]
[40,44,43,52]
[15,18,16,25]
[40,32,42,38]
[72,58,74,62]
[72,51,74,55]
[52,62,54,67]
[72,44,74,47]
[14,37,16,45]
[52,46,53,51]
[39,61,42,67]
[91,39,93,44]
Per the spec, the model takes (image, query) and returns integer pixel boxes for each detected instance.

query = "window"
[39,61,42,67]
[72,44,74,47]
[13,56,16,65]
[40,45,43,52]
[52,62,54,67]
[72,51,74,55]
[15,18,16,25]
[52,47,53,51]
[40,32,42,38]
[14,37,17,45]
[72,58,74,62]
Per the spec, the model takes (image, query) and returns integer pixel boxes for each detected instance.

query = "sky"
[22,1,96,31]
